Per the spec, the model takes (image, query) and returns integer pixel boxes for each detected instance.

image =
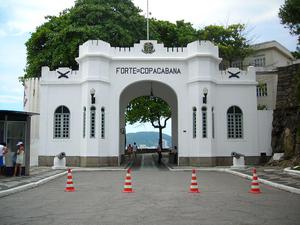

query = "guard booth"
[0,110,38,176]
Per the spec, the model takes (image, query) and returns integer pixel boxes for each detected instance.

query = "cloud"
[0,73,24,109]
[0,0,75,36]
[0,95,23,104]
[133,0,284,26]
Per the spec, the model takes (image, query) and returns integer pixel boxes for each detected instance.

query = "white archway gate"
[119,80,178,163]
[34,39,263,167]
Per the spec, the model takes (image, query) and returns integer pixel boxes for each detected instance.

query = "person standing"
[127,144,133,160]
[0,142,8,176]
[14,142,24,176]
[133,142,138,158]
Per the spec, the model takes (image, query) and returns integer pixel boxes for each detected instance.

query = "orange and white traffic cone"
[189,169,200,193]
[249,168,261,194]
[65,168,75,192]
[122,168,134,193]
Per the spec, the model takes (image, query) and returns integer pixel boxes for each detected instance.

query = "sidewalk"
[232,166,300,190]
[0,166,126,197]
[167,163,300,194]
[0,167,67,197]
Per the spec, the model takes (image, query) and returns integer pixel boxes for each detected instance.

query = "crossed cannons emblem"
[228,71,240,79]
[57,70,70,79]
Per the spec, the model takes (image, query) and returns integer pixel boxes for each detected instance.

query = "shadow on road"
[122,153,168,171]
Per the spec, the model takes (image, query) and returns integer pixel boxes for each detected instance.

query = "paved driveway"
[1,154,300,225]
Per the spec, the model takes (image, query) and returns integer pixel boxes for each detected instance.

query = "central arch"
[119,80,178,164]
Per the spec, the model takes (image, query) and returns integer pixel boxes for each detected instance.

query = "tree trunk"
[159,127,163,149]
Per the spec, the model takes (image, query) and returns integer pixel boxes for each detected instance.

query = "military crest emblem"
[142,42,155,54]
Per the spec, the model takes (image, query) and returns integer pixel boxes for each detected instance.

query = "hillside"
[126,132,172,148]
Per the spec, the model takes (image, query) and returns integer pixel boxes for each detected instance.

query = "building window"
[83,107,86,138]
[254,57,266,67]
[192,107,197,138]
[202,107,207,138]
[90,106,96,138]
[101,107,105,139]
[256,83,268,97]
[232,61,242,69]
[54,106,70,139]
[227,106,243,139]
[212,107,215,139]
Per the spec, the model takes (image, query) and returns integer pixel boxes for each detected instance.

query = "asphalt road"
[1,154,300,225]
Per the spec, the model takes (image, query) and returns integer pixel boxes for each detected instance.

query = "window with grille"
[101,107,105,139]
[192,107,197,138]
[90,106,96,138]
[254,57,266,67]
[202,107,207,138]
[227,106,243,139]
[232,61,242,69]
[83,107,86,138]
[256,83,268,97]
[54,106,70,139]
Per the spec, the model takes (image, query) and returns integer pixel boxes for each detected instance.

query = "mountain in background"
[126,132,172,148]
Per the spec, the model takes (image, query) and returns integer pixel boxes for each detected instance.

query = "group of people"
[126,142,165,164]
[127,142,138,159]
[0,141,25,176]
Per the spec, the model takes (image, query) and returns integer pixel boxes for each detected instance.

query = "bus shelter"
[0,110,38,176]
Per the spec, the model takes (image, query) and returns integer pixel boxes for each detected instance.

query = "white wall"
[257,110,273,156]
[24,78,40,166]
[214,84,258,157]
[36,40,262,163]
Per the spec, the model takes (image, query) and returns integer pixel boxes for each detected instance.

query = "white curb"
[72,167,126,172]
[0,171,67,198]
[225,169,300,195]
[0,167,126,198]
[167,166,300,195]
[283,167,300,176]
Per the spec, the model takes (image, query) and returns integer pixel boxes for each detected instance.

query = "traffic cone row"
[64,167,262,194]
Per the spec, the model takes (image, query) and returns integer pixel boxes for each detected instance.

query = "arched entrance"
[119,80,178,165]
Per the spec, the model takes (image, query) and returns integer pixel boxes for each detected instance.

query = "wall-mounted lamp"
[120,128,125,134]
[90,88,96,104]
[203,87,208,104]
[149,82,154,99]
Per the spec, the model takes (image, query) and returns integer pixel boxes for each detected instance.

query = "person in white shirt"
[14,142,25,176]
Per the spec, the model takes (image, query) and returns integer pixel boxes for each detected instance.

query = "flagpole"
[147,0,149,40]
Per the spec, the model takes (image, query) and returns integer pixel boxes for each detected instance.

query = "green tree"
[279,0,300,41]
[24,0,146,79]
[24,0,253,141]
[279,0,300,53]
[126,96,171,149]
[198,24,253,68]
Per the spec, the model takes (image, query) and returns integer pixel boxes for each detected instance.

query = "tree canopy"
[198,24,252,67]
[23,0,254,141]
[23,0,253,79]
[25,0,146,79]
[126,96,171,148]
[279,0,300,53]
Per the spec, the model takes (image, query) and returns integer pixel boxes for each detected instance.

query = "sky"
[0,0,298,135]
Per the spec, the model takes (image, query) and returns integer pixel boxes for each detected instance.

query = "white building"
[25,40,273,167]
[233,40,294,110]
